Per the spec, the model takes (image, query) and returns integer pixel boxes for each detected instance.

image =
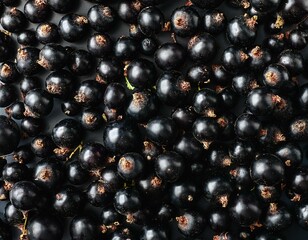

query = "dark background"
[0,0,308,239]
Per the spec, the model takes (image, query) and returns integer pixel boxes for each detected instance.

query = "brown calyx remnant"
[54,147,70,156]
[126,213,135,224]
[34,139,44,148]
[162,21,171,32]
[185,0,193,6]
[151,176,162,188]
[250,46,263,58]
[4,181,13,191]
[96,74,107,85]
[56,193,63,201]
[178,80,191,92]
[95,34,107,45]
[132,92,146,108]
[214,13,225,23]
[132,0,142,11]
[1,64,12,77]
[100,225,108,234]
[275,33,285,40]
[244,15,258,30]
[40,24,52,36]
[272,95,287,110]
[75,16,88,25]
[97,182,106,194]
[0,193,7,200]
[222,157,232,167]
[218,195,229,208]
[239,51,249,62]
[215,85,225,93]
[37,56,50,70]
[101,6,112,17]
[260,186,272,199]
[217,117,228,128]
[265,71,278,86]
[90,169,102,178]
[10,7,18,15]
[259,128,268,137]
[249,80,259,89]
[37,168,52,181]
[187,35,198,49]
[176,216,188,229]
[202,141,212,150]
[23,106,38,118]
[17,49,28,60]
[13,154,24,164]
[274,132,286,143]
[269,203,278,214]
[84,113,97,125]
[291,193,301,202]
[35,0,47,8]
[285,160,292,167]
[205,108,216,118]
[249,222,263,231]
[241,0,250,8]
[74,92,87,103]
[274,15,284,29]
[291,119,307,134]
[119,157,133,171]
[129,24,138,34]
[174,13,188,29]
[229,169,238,177]
[143,141,155,160]
[107,156,116,164]
[46,83,62,95]
[187,195,194,202]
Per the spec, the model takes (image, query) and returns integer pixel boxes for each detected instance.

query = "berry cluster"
[0,0,307,239]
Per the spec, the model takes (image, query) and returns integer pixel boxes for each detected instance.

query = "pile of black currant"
[0,0,308,239]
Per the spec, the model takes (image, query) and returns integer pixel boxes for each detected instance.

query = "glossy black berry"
[176,211,205,238]
[103,119,141,154]
[0,116,20,156]
[146,117,178,146]
[154,42,186,70]
[9,181,40,210]
[24,89,53,118]
[74,80,104,107]
[70,215,99,240]
[38,44,67,71]
[138,6,164,36]
[1,8,27,33]
[203,10,226,34]
[155,151,184,182]
[88,5,117,32]
[36,22,60,44]
[47,0,74,13]
[24,0,51,23]
[187,33,217,63]
[171,6,200,37]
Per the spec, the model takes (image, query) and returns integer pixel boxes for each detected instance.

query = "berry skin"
[47,0,74,13]
[36,22,60,44]
[234,113,261,140]
[87,5,117,32]
[74,80,104,107]
[38,44,67,71]
[251,0,282,13]
[154,42,186,70]
[1,8,28,33]
[229,193,262,226]
[79,142,107,171]
[155,151,184,182]
[191,0,224,9]
[114,188,142,215]
[70,215,99,240]
[146,117,178,146]
[16,47,41,76]
[171,6,200,37]
[176,211,205,238]
[226,15,258,47]
[278,49,304,76]
[263,203,292,232]
[138,6,164,36]
[0,61,20,84]
[126,58,157,89]
[0,116,20,156]
[59,14,90,42]
[156,71,191,106]
[52,118,83,150]
[53,186,85,217]
[9,181,40,210]
[103,119,141,154]
[296,203,308,230]
[203,10,226,35]
[24,0,51,23]
[118,152,145,180]
[45,70,74,99]
[250,154,285,186]
[187,33,217,63]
